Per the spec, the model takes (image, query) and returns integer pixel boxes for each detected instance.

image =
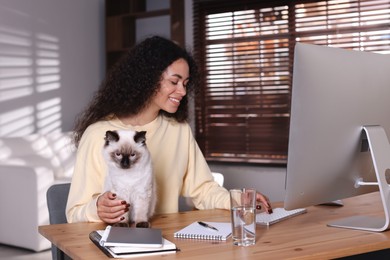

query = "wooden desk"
[39,192,390,259]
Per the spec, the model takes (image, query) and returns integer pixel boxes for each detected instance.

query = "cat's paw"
[113,222,129,227]
[135,221,151,228]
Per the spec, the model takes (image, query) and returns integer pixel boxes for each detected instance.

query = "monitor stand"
[327,125,390,232]
[319,200,344,207]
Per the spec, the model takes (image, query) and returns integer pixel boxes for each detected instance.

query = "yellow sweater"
[66,115,230,223]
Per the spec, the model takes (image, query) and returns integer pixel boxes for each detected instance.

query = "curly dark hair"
[72,36,199,147]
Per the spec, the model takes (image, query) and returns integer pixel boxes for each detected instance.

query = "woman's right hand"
[96,191,130,224]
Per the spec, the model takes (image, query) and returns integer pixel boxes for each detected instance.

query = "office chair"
[46,183,72,260]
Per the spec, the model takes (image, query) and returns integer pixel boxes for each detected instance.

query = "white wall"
[0,0,104,136]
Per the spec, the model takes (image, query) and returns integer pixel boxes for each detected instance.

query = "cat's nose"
[122,157,130,168]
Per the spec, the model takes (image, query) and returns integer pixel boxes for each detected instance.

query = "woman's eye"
[183,80,189,88]
[170,81,178,85]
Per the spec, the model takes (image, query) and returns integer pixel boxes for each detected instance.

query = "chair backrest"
[46,183,70,224]
[46,183,71,260]
[211,172,224,187]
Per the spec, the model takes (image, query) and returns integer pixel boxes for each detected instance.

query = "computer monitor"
[284,43,390,232]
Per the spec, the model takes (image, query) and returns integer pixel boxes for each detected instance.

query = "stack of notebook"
[89,226,178,258]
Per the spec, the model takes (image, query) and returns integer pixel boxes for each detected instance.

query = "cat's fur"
[102,130,156,228]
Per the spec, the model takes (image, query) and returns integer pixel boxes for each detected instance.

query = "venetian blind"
[193,0,390,164]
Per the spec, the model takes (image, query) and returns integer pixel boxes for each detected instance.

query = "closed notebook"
[90,230,178,259]
[100,226,163,248]
[174,221,232,241]
[109,238,177,255]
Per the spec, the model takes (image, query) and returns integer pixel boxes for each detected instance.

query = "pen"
[99,225,112,246]
[197,221,219,231]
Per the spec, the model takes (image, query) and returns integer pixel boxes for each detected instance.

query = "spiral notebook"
[174,222,232,241]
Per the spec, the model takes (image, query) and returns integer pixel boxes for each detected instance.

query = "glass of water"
[229,188,256,246]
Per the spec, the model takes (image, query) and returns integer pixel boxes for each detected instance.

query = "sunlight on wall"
[0,23,62,137]
[0,26,34,102]
[36,33,61,93]
[0,106,34,136]
[36,98,61,134]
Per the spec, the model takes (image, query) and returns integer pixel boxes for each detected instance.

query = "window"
[193,0,390,164]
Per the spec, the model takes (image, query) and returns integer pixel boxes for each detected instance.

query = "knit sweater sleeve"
[66,125,107,223]
[181,125,230,211]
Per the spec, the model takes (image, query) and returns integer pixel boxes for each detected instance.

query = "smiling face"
[151,58,190,114]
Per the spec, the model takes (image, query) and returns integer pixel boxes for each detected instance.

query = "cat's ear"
[134,131,147,146]
[104,130,120,145]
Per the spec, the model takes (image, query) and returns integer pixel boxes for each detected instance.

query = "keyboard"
[256,207,307,226]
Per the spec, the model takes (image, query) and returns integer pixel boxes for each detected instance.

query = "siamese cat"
[102,130,156,228]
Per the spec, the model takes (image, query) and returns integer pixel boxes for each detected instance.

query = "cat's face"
[103,130,147,170]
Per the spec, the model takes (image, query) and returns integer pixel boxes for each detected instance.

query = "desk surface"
[39,192,390,260]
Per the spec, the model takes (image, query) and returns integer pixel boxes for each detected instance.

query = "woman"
[66,36,272,224]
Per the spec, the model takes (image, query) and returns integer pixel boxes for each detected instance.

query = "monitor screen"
[284,43,390,231]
